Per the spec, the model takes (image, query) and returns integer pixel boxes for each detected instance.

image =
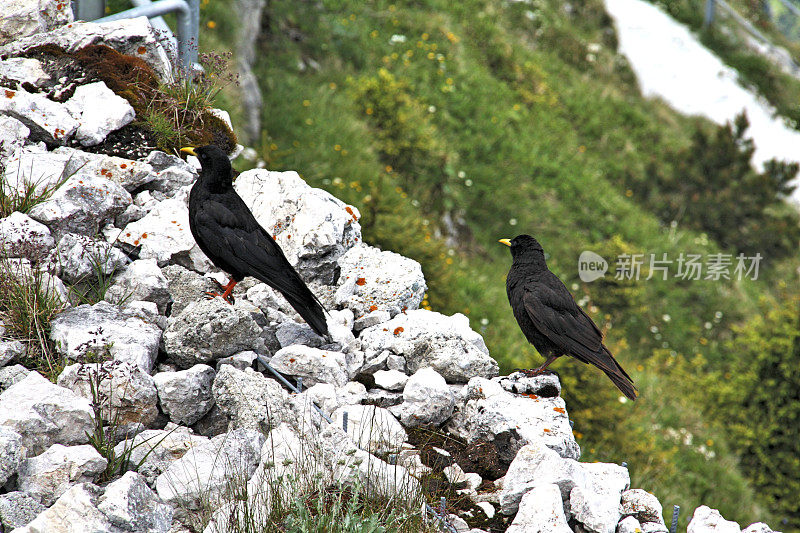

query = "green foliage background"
[190,0,800,528]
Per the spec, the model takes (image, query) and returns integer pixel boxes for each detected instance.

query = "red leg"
[204,278,238,304]
[522,355,559,377]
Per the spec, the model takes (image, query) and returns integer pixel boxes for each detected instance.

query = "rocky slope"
[0,2,782,532]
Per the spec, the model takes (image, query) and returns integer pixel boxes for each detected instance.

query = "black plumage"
[182,145,329,338]
[500,235,637,400]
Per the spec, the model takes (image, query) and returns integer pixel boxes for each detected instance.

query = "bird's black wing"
[193,199,329,336]
[522,277,603,359]
[522,278,636,399]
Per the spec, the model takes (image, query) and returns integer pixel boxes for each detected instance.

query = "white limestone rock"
[270,345,351,388]
[0,427,24,485]
[448,377,579,467]
[302,381,367,417]
[113,426,209,486]
[63,81,135,146]
[621,489,666,527]
[570,482,622,533]
[0,18,172,79]
[359,309,498,383]
[17,444,107,506]
[354,309,392,332]
[0,371,93,455]
[1,145,72,198]
[496,371,562,397]
[116,190,212,271]
[326,307,358,351]
[335,244,426,318]
[153,364,216,425]
[155,428,264,509]
[641,522,670,533]
[0,211,54,260]
[28,173,132,240]
[57,361,159,426]
[395,366,455,427]
[572,461,630,532]
[0,491,46,530]
[688,506,742,533]
[143,151,197,196]
[742,524,777,533]
[0,340,25,367]
[443,463,481,490]
[0,0,73,46]
[97,471,174,532]
[361,349,390,374]
[618,516,644,533]
[373,369,408,391]
[50,301,162,371]
[275,320,325,348]
[0,85,78,144]
[319,424,421,501]
[506,483,572,533]
[234,168,362,284]
[331,404,407,455]
[500,441,580,515]
[0,57,50,86]
[104,258,171,313]
[387,353,406,372]
[161,264,220,316]
[212,365,296,431]
[0,364,30,392]
[163,298,266,368]
[52,233,129,285]
[0,115,30,160]
[55,146,156,192]
[498,440,629,528]
[11,483,113,533]
[215,350,258,371]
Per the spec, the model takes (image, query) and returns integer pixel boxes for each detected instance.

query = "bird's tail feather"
[283,288,330,338]
[595,347,638,401]
[603,366,638,401]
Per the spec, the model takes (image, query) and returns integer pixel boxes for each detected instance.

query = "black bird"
[181,145,329,338]
[500,235,637,400]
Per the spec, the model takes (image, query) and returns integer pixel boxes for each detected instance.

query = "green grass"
[183,0,800,528]
[0,257,66,382]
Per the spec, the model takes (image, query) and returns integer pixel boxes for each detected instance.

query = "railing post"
[93,0,199,72]
[71,0,106,21]
[703,0,716,28]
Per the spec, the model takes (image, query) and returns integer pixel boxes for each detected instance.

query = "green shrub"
[709,295,800,529]
[636,113,800,260]
[350,68,451,211]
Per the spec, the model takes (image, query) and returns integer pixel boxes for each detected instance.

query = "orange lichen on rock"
[356,277,366,286]
[393,327,404,335]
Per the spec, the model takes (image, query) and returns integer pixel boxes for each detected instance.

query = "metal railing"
[70,0,200,70]
[702,0,800,76]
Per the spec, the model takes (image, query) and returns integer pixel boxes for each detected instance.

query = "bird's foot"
[515,367,554,378]
[203,291,235,305]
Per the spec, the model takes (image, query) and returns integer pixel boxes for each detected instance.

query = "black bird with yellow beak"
[500,235,637,400]
[181,145,330,338]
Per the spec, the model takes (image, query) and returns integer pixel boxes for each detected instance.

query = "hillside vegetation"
[185,0,800,528]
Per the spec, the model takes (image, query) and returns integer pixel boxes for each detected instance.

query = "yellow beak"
[498,238,512,247]
[180,147,197,157]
